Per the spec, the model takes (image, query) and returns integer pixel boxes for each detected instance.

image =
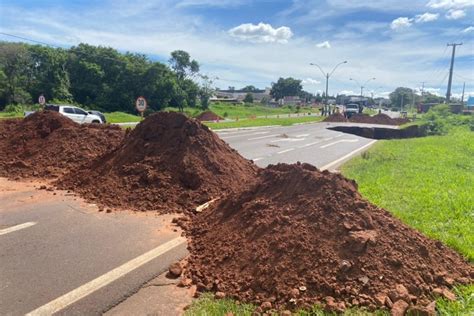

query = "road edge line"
[320,140,377,171]
[0,222,37,236]
[26,236,186,316]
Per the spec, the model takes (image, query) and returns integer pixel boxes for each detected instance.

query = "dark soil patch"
[183,163,473,313]
[195,111,223,122]
[323,113,347,123]
[328,125,426,139]
[349,113,410,126]
[57,112,257,213]
[0,111,124,179]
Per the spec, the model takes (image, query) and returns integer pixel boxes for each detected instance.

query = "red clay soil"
[57,112,257,213]
[349,113,410,125]
[184,163,473,313]
[323,113,347,122]
[195,111,223,122]
[0,111,124,179]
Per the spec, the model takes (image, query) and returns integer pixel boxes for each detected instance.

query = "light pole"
[310,61,347,106]
[349,77,376,97]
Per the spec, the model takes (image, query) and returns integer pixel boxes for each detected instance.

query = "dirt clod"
[168,262,183,278]
[391,300,409,316]
[195,111,223,122]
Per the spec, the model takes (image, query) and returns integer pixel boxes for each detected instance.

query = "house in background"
[214,87,271,103]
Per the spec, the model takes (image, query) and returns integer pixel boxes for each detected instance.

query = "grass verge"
[205,116,323,130]
[104,112,142,123]
[0,112,22,119]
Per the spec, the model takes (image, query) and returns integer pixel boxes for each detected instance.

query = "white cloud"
[427,0,474,9]
[390,17,413,30]
[303,78,321,85]
[228,22,293,43]
[415,12,439,23]
[446,9,466,19]
[462,26,474,33]
[316,41,331,48]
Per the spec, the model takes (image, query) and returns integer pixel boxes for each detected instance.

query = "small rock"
[391,300,409,316]
[289,288,300,298]
[261,301,272,311]
[339,260,352,272]
[298,286,307,292]
[105,209,112,213]
[39,185,47,190]
[177,278,192,287]
[385,296,394,309]
[432,288,456,301]
[359,276,369,285]
[374,293,387,306]
[215,292,226,299]
[348,230,377,252]
[389,284,411,303]
[280,310,292,316]
[407,301,436,316]
[168,262,183,278]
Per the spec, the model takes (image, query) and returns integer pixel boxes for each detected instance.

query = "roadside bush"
[223,112,228,118]
[4,104,24,113]
[423,104,474,135]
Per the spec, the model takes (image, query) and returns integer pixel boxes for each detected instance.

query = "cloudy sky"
[1,0,473,98]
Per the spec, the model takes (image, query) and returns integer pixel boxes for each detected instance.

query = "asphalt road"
[217,121,391,170]
[0,183,187,316]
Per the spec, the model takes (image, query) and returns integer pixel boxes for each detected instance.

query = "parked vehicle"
[87,110,107,123]
[344,103,360,118]
[42,105,103,124]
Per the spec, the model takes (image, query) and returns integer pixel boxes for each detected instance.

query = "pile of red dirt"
[57,112,257,213]
[195,111,223,122]
[323,113,347,122]
[184,163,473,314]
[0,111,124,179]
[349,113,410,125]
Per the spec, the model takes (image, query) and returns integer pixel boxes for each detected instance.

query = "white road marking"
[277,148,295,154]
[220,131,268,139]
[299,141,323,148]
[26,236,186,316]
[295,134,310,137]
[270,138,306,143]
[334,134,344,138]
[252,157,263,161]
[0,222,37,236]
[247,134,279,140]
[320,140,377,171]
[320,139,359,149]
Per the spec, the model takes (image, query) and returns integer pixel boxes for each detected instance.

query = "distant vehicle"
[87,110,107,123]
[41,105,104,124]
[344,103,360,118]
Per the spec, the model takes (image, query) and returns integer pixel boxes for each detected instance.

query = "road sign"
[38,95,46,105]
[135,96,147,113]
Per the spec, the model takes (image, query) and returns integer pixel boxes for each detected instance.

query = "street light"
[310,61,347,106]
[349,77,376,97]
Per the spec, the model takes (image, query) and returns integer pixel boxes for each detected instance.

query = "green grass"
[0,111,23,119]
[204,116,323,130]
[104,111,142,123]
[208,103,317,118]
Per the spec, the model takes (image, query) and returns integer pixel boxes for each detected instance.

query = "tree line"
[0,41,207,112]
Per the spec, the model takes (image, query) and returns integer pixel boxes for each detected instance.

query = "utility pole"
[421,82,425,100]
[310,61,347,115]
[446,43,462,103]
[461,82,466,105]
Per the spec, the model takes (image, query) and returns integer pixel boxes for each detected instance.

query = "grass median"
[205,115,323,129]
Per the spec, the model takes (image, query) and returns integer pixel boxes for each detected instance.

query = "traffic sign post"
[135,96,147,119]
[38,95,46,109]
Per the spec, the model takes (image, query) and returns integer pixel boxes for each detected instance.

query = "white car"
[44,105,103,124]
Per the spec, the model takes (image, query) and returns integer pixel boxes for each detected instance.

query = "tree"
[0,42,32,106]
[199,75,215,110]
[389,87,414,108]
[243,93,254,103]
[241,85,257,92]
[423,92,445,104]
[168,50,199,81]
[270,77,302,100]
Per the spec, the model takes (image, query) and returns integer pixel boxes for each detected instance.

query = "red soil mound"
[195,111,223,122]
[184,163,473,313]
[0,111,124,179]
[323,113,347,122]
[57,112,257,213]
[349,113,410,126]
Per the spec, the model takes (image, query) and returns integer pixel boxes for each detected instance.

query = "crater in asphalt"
[327,125,427,140]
